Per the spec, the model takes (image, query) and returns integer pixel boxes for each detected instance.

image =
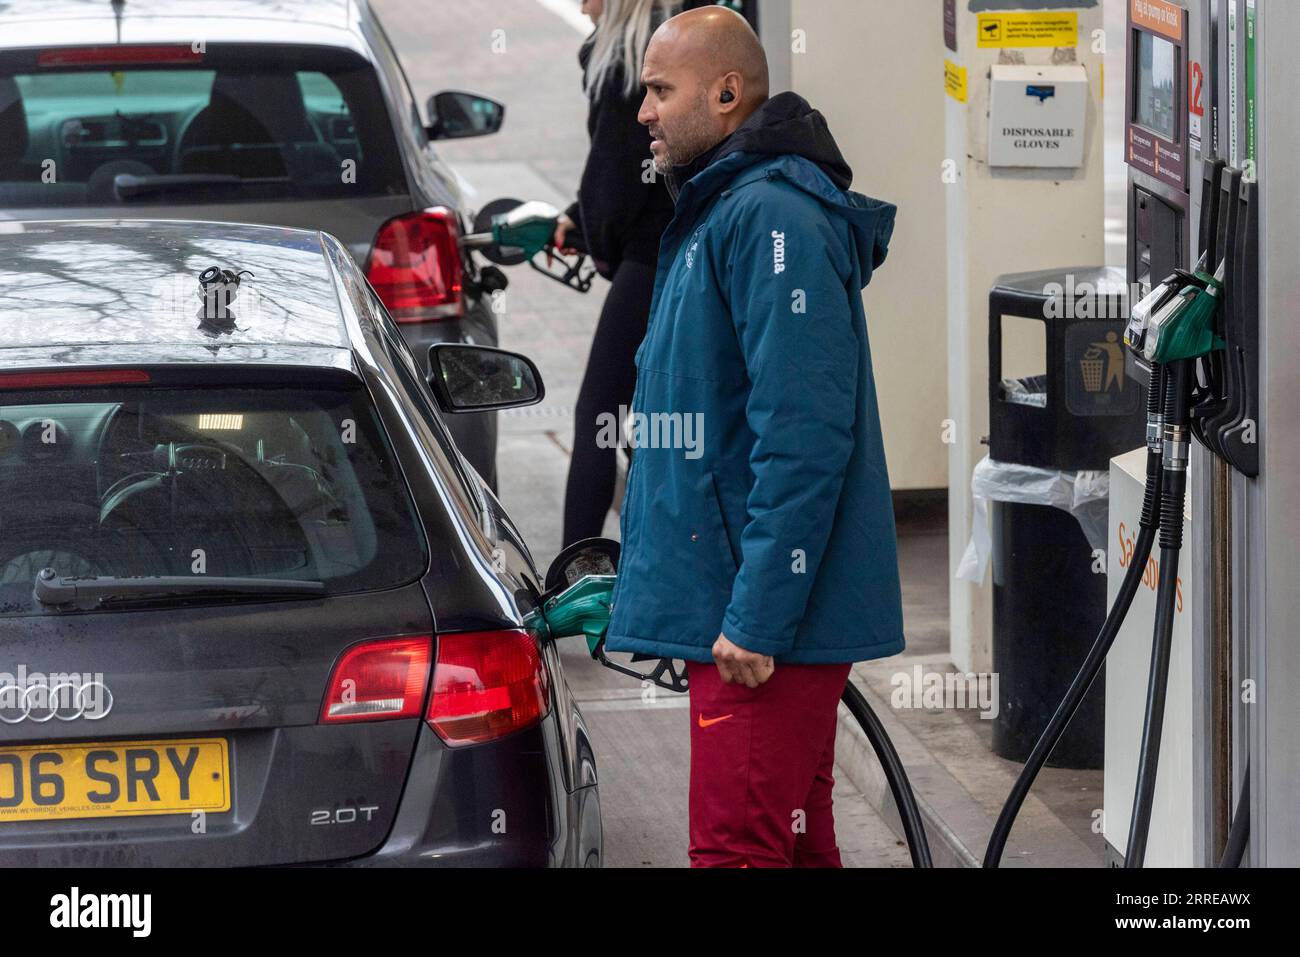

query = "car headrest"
[0,77,30,163]
[204,71,316,145]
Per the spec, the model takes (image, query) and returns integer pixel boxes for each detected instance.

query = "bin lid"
[991,265,1128,317]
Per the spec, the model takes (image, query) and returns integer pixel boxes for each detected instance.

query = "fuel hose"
[1218,758,1249,868]
[1125,360,1193,867]
[841,679,933,868]
[819,363,1185,868]
[981,363,1168,867]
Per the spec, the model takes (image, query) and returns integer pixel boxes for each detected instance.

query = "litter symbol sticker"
[1067,324,1141,417]
[977,12,1078,49]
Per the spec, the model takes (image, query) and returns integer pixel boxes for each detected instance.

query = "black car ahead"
[0,219,601,867]
[0,0,506,488]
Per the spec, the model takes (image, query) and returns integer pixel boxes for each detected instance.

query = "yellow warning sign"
[944,59,968,103]
[977,11,1078,48]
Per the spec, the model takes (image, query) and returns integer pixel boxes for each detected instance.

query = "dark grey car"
[0,0,505,488]
[0,219,602,866]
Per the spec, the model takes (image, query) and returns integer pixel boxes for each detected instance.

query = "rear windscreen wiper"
[113,173,286,201]
[34,568,325,610]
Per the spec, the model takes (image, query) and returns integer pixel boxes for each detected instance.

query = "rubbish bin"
[985,267,1145,769]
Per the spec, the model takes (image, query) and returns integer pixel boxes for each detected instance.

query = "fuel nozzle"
[1126,274,1182,356]
[460,200,564,260]
[535,574,689,693]
[1126,260,1225,365]
[538,574,617,658]
[461,198,596,293]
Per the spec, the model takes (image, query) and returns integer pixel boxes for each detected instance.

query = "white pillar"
[783,0,949,493]
[944,2,1107,671]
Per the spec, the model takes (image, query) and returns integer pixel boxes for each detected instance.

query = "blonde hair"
[585,0,681,101]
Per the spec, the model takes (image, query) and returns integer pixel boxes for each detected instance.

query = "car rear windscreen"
[0,45,409,207]
[0,381,429,615]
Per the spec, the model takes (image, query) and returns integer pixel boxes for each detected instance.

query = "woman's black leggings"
[563,258,658,546]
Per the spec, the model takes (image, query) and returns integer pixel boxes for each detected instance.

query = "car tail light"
[427,630,551,747]
[320,636,432,723]
[365,208,464,323]
[0,369,151,390]
[38,46,205,67]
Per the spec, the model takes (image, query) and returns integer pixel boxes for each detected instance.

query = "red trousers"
[686,659,853,868]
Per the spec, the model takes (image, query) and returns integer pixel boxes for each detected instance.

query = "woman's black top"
[565,36,675,279]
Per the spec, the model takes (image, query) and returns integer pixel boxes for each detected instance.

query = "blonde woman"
[556,0,680,546]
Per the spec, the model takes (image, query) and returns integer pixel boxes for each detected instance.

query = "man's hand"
[712,633,774,688]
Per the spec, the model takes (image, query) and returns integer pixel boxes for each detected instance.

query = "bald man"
[602,6,906,868]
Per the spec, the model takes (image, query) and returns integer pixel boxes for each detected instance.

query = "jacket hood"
[672,93,897,287]
[714,91,854,189]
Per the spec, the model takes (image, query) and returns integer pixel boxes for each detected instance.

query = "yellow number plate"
[0,738,230,822]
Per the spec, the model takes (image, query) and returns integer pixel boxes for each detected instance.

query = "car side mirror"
[427,343,543,413]
[425,90,505,140]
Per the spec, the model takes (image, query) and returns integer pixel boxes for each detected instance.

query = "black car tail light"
[320,636,433,723]
[426,629,551,747]
[365,208,465,323]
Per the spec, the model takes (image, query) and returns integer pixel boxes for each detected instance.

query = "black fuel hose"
[829,362,1189,869]
[841,679,933,868]
[1124,539,1179,866]
[1218,758,1249,868]
[982,364,1168,867]
[981,527,1156,867]
[1125,361,1192,868]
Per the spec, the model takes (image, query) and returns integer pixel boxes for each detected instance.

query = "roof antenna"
[196,266,254,338]
[111,0,125,45]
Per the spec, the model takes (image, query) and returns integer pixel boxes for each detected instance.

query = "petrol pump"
[1102,0,1300,867]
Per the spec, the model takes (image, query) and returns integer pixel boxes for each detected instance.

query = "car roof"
[0,0,372,54]
[0,219,361,370]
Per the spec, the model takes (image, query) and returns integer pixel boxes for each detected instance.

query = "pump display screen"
[1134,31,1177,139]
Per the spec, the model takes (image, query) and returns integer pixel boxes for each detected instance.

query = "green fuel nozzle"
[537,574,616,657]
[1128,261,1228,364]
[531,573,690,694]
[461,200,562,260]
[460,198,596,293]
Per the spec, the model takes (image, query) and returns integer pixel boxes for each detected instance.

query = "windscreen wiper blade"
[113,173,285,200]
[34,568,324,609]
[113,173,242,199]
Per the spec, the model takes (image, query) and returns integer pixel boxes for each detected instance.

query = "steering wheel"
[99,472,169,527]
[98,440,235,526]
[99,441,311,577]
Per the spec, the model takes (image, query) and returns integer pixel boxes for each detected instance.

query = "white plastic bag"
[956,454,1109,585]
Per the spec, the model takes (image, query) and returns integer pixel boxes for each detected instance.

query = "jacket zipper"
[608,200,715,617]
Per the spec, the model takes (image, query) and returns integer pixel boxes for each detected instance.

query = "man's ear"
[717,73,743,112]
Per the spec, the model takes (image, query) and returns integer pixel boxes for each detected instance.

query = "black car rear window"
[0,380,428,615]
[0,45,408,207]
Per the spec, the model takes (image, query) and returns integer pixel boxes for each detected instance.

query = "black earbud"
[720,90,735,103]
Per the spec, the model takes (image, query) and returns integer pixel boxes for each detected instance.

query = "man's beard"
[653,98,718,172]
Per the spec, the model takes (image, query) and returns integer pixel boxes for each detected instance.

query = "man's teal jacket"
[605,93,905,665]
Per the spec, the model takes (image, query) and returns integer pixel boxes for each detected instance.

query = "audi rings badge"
[0,680,113,723]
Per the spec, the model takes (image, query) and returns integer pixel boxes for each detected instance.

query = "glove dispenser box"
[988,64,1088,169]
